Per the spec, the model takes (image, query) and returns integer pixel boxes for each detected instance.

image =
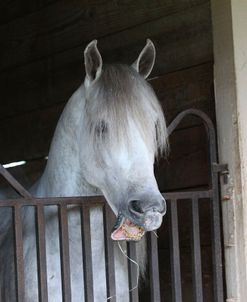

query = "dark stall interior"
[0,1,217,301]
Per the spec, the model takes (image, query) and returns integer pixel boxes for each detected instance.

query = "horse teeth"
[122,224,145,241]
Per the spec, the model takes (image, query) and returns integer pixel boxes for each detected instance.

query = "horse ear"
[84,40,102,83]
[132,39,156,79]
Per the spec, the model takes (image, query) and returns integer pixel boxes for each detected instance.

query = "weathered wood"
[0,62,214,163]
[211,1,247,301]
[0,104,64,163]
[0,3,212,120]
[152,63,215,123]
[0,0,60,25]
[158,247,214,302]
[155,124,210,191]
[0,0,209,71]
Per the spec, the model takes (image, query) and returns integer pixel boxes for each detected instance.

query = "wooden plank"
[0,62,213,163]
[211,1,247,301]
[0,104,64,163]
[0,0,60,25]
[0,3,212,120]
[0,0,208,71]
[155,124,210,191]
[151,63,214,123]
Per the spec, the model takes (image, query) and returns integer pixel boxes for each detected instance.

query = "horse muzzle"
[143,210,163,231]
[111,197,166,241]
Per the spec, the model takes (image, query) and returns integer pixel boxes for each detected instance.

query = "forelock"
[84,64,168,156]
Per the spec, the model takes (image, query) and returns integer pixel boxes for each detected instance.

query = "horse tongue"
[111,216,145,241]
[111,224,127,241]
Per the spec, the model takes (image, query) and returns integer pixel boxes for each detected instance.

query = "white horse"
[0,39,168,302]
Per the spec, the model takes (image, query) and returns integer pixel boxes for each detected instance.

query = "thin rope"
[152,230,158,238]
[106,241,140,300]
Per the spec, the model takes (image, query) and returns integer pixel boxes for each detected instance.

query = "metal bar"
[81,205,94,302]
[163,190,212,200]
[147,232,161,302]
[127,242,139,302]
[166,109,216,137]
[0,196,105,207]
[191,198,204,302]
[103,204,116,301]
[13,205,25,302]
[167,108,224,302]
[210,193,224,302]
[168,200,182,302]
[0,164,32,199]
[59,205,72,302]
[0,191,212,207]
[36,205,48,302]
[207,118,224,302]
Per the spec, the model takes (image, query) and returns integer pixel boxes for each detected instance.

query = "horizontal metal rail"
[0,190,212,208]
[0,193,216,302]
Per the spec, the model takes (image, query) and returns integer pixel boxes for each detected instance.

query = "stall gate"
[0,109,226,302]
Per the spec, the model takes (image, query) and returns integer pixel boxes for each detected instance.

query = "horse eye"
[95,121,108,137]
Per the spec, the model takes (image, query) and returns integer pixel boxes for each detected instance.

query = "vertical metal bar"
[167,108,224,302]
[127,242,139,302]
[191,198,204,302]
[36,204,48,302]
[81,205,94,302]
[208,124,224,302]
[168,199,182,302]
[103,204,116,301]
[209,194,224,302]
[13,205,25,302]
[147,231,161,302]
[59,205,72,302]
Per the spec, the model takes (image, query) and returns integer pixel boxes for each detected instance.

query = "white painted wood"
[211,0,247,301]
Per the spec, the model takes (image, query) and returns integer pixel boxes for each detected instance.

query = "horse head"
[80,40,168,241]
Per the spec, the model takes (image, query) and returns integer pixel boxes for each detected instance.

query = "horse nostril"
[128,200,144,215]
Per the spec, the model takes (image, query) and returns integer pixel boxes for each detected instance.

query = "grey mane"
[84,64,168,156]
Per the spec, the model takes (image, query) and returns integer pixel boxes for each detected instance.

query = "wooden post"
[211,1,247,301]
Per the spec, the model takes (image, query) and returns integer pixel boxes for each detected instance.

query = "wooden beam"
[0,3,212,121]
[211,0,247,300]
[0,0,208,71]
[152,62,215,123]
[0,0,60,25]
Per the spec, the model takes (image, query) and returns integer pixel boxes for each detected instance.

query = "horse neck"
[34,85,99,198]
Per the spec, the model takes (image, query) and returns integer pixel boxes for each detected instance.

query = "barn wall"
[0,0,213,163]
[0,1,216,301]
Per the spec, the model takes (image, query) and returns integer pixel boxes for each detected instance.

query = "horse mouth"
[111,213,145,241]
